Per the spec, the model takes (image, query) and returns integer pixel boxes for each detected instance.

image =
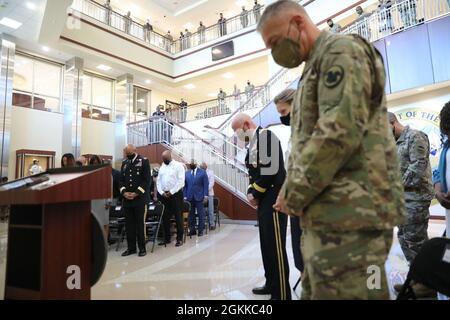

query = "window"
[133,86,150,116]
[82,73,113,122]
[12,54,62,113]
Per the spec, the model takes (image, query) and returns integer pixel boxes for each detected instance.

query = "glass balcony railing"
[71,0,264,55]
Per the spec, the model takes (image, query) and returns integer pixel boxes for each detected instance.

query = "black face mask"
[163,159,171,165]
[280,113,291,126]
[127,153,135,160]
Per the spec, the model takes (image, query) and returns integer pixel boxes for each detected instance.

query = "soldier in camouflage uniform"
[258,1,405,299]
[388,113,434,263]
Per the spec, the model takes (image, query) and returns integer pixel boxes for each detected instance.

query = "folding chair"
[108,204,126,252]
[397,237,450,300]
[145,202,165,253]
[214,197,220,229]
[182,201,191,243]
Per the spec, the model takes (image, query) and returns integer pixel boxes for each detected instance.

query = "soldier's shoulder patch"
[323,65,345,88]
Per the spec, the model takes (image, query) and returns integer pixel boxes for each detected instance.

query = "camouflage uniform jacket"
[396,126,434,202]
[282,31,405,232]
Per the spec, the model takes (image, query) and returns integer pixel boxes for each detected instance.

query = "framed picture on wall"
[15,150,56,179]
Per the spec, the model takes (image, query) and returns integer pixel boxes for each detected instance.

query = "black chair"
[397,237,450,300]
[108,205,126,252]
[145,202,165,253]
[182,201,191,243]
[214,197,220,228]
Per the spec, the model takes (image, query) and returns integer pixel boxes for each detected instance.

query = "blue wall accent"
[253,79,299,128]
[373,39,392,95]
[427,15,450,84]
[385,23,434,92]
[252,15,450,128]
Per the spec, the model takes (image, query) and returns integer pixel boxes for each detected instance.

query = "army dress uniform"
[396,126,434,263]
[282,31,405,299]
[246,127,291,300]
[120,154,151,253]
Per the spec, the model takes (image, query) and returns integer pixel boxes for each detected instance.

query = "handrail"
[128,116,247,166]
[127,117,249,197]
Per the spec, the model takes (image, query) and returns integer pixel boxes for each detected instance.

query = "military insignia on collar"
[324,65,344,88]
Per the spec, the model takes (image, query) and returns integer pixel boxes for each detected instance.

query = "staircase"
[128,117,249,198]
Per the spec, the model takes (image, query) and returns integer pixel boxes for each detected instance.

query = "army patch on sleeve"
[324,65,345,88]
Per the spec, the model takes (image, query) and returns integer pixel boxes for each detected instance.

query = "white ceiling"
[0,0,46,42]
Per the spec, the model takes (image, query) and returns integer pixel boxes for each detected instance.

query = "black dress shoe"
[209,226,216,231]
[189,231,197,236]
[252,286,271,295]
[175,241,183,247]
[121,250,136,257]
[138,250,147,257]
[198,231,204,237]
[159,240,170,246]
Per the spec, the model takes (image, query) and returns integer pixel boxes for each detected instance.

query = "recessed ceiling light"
[145,79,151,84]
[42,46,50,52]
[222,72,235,79]
[212,48,222,55]
[0,17,23,29]
[26,2,36,10]
[183,22,194,30]
[97,64,112,71]
[184,84,195,89]
[417,87,425,92]
[137,99,145,103]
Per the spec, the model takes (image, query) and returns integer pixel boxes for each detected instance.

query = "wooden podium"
[0,165,111,300]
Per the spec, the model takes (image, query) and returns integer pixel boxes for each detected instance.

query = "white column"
[62,57,84,158]
[0,34,15,300]
[114,74,133,166]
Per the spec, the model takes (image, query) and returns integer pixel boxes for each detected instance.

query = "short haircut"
[257,0,305,32]
[274,88,296,105]
[387,112,397,123]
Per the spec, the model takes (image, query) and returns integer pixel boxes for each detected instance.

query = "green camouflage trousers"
[397,200,431,264]
[301,229,393,300]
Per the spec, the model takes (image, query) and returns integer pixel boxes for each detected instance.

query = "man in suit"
[120,144,151,257]
[184,159,209,237]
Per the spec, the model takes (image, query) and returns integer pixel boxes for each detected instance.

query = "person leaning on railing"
[198,22,206,44]
[103,0,112,26]
[165,31,173,51]
[124,11,132,34]
[377,0,393,34]
[218,13,227,36]
[241,6,249,28]
[185,29,192,48]
[143,19,153,43]
[253,0,263,23]
[395,0,417,29]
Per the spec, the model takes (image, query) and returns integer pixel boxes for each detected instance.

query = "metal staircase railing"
[127,117,250,199]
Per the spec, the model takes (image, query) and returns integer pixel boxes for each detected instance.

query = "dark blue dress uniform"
[246,127,291,300]
[120,154,151,253]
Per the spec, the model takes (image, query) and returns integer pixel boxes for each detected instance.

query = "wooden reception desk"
[0,165,111,300]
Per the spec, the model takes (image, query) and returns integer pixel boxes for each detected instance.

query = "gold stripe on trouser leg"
[273,212,286,300]
[275,212,287,300]
[143,204,148,241]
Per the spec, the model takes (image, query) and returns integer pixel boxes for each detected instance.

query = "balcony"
[71,0,264,56]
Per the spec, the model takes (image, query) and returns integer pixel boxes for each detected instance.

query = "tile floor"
[91,220,447,300]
